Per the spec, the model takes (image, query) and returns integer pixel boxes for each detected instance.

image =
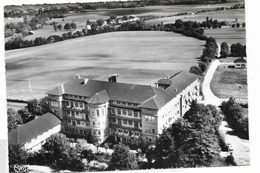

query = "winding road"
[201,59,250,166]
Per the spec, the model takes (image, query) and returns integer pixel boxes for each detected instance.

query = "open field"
[204,27,246,45]
[4,1,245,42]
[5,31,204,100]
[210,64,247,100]
[145,8,245,24]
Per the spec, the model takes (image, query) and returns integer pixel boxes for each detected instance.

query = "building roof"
[46,71,199,110]
[234,58,247,63]
[8,113,61,146]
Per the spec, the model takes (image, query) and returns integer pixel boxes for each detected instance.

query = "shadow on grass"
[226,130,249,140]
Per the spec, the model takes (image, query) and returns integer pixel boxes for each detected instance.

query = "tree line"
[221,97,249,139]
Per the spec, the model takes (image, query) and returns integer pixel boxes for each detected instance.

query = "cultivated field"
[204,27,246,45]
[210,64,248,100]
[5,31,204,100]
[145,8,245,24]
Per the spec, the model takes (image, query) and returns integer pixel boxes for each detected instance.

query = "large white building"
[46,71,201,144]
[8,113,61,151]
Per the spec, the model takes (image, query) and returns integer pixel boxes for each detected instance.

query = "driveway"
[201,59,250,166]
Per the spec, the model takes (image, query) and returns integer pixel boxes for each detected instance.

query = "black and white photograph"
[1,0,257,172]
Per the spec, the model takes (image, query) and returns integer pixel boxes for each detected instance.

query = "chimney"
[108,74,118,82]
[83,78,88,84]
[58,84,64,95]
[155,82,158,88]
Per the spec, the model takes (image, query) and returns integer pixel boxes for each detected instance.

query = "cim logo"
[10,164,29,172]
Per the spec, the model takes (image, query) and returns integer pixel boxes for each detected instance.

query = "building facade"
[46,71,201,144]
[8,113,61,152]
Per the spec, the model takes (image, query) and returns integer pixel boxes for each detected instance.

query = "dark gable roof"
[46,71,199,110]
[8,113,61,146]
[234,58,247,63]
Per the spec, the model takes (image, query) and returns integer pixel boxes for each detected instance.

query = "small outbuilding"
[234,57,247,69]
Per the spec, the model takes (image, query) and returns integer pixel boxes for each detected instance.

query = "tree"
[41,133,71,169]
[220,42,230,58]
[53,24,57,31]
[154,102,221,168]
[108,143,138,170]
[27,98,42,115]
[230,43,244,57]
[70,23,77,30]
[17,108,32,123]
[190,66,202,75]
[8,145,27,167]
[96,18,104,26]
[57,24,62,30]
[81,149,95,162]
[64,23,71,31]
[198,62,207,73]
[8,107,23,132]
[236,23,240,28]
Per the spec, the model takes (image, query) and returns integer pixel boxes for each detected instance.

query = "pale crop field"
[145,9,245,24]
[5,31,204,100]
[204,27,246,45]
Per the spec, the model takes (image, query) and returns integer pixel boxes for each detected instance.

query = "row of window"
[67,119,86,126]
[110,100,138,107]
[110,107,140,118]
[144,115,155,123]
[145,127,156,134]
[92,130,101,136]
[91,108,105,118]
[115,128,140,137]
[64,126,88,135]
[110,118,141,128]
[64,94,89,100]
[65,101,85,109]
[50,101,59,108]
[66,110,86,119]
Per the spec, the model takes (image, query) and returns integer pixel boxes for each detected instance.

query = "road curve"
[201,59,250,166]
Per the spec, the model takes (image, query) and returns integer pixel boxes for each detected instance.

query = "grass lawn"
[5,31,204,100]
[210,64,248,101]
[204,27,246,45]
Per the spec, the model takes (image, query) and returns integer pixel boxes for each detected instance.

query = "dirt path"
[201,59,250,166]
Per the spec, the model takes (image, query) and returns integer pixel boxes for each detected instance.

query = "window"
[124,130,128,134]
[80,130,83,134]
[122,102,126,105]
[128,110,133,116]
[127,102,132,106]
[117,109,121,115]
[65,101,70,107]
[117,101,120,104]
[72,111,75,116]
[102,108,104,116]
[97,110,99,117]
[123,119,127,125]
[123,109,127,115]
[72,121,76,126]
[50,101,58,107]
[93,122,95,126]
[77,120,80,125]
[76,111,80,117]
[128,120,133,126]
[70,102,73,107]
[93,131,96,135]
[75,102,79,107]
[140,123,142,128]
[111,108,115,114]
[113,118,116,123]
[66,110,70,116]
[134,111,138,117]
[80,103,84,109]
[152,129,155,134]
[98,131,101,135]
[67,119,71,124]
[135,132,139,136]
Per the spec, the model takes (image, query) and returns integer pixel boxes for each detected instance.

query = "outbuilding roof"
[8,113,61,146]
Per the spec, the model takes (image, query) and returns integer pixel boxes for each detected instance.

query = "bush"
[190,66,202,75]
